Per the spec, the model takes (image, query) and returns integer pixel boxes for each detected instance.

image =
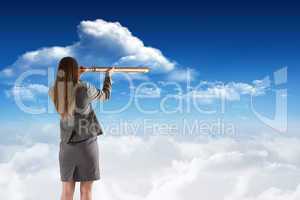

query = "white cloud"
[77,20,175,70]
[0,143,60,200]
[1,135,300,200]
[1,19,175,78]
[5,83,48,101]
[18,46,72,69]
[180,79,270,103]
[136,86,161,98]
[166,68,198,82]
[0,68,14,77]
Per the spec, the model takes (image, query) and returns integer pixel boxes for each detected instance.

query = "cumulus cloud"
[77,20,175,70]
[1,19,175,78]
[1,135,300,200]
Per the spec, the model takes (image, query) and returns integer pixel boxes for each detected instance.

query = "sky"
[0,1,300,200]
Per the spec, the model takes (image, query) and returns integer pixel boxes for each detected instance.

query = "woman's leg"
[80,181,94,200]
[61,181,76,200]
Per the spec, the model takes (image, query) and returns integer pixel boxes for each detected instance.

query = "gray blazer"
[49,73,112,143]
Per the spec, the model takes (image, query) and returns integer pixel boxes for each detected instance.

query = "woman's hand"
[107,67,115,76]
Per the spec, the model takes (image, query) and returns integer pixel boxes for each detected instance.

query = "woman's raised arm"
[85,69,113,101]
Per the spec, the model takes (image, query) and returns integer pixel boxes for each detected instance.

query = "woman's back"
[49,74,112,143]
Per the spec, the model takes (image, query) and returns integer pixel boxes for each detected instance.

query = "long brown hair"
[53,57,79,119]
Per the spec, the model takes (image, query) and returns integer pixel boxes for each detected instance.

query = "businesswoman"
[48,57,114,200]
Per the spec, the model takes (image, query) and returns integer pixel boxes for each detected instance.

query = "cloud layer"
[5,83,48,100]
[182,78,270,104]
[1,135,300,200]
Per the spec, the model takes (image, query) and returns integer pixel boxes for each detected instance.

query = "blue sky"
[2,2,300,200]
[0,2,299,140]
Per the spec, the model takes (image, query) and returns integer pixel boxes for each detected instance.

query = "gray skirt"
[59,136,100,182]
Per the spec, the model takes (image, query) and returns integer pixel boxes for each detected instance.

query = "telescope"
[79,66,150,74]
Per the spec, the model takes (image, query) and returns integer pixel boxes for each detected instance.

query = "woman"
[48,57,114,200]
